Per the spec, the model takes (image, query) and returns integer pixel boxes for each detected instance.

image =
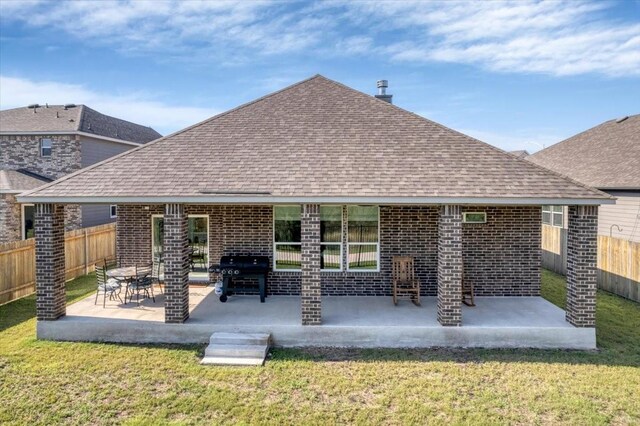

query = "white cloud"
[345,0,640,77]
[0,75,218,135]
[1,0,638,77]
[455,128,562,153]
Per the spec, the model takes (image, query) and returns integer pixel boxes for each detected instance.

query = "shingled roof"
[19,75,612,205]
[0,104,161,144]
[528,114,640,190]
[0,169,51,193]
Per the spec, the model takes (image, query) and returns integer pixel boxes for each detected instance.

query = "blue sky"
[1,0,638,152]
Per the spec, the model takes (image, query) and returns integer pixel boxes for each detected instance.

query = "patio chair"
[95,260,123,307]
[392,256,420,306]
[125,263,155,306]
[152,260,163,294]
[190,242,206,271]
[461,263,475,307]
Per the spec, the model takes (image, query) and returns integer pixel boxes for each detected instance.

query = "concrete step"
[209,332,270,346]
[201,332,271,366]
[201,356,266,366]
[204,344,268,358]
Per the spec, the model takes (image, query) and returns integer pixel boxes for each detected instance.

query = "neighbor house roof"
[0,104,161,144]
[19,75,612,205]
[528,114,640,190]
[0,169,51,194]
[510,150,529,158]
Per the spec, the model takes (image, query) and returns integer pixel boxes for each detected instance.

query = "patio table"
[106,266,139,281]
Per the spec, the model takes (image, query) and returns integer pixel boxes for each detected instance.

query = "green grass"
[0,270,638,425]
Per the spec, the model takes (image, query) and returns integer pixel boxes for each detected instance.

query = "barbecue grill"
[209,255,270,303]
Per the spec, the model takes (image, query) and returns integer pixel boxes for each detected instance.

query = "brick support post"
[301,204,321,325]
[437,205,462,326]
[35,203,66,320]
[164,204,190,323]
[566,205,598,327]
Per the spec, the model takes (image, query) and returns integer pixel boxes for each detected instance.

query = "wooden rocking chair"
[461,263,475,307]
[392,256,421,306]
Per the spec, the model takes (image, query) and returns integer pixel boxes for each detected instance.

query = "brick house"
[0,104,161,243]
[19,76,613,348]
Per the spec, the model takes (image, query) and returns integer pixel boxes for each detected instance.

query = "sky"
[0,0,639,152]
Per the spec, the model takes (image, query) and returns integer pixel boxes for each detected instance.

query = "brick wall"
[566,205,598,327]
[437,205,462,326]
[116,204,541,297]
[34,203,66,320]
[0,194,22,243]
[462,206,542,296]
[1,134,83,236]
[301,204,321,325]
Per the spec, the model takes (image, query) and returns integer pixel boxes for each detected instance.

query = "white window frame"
[21,203,35,240]
[273,205,302,272]
[462,212,487,223]
[40,138,52,157]
[151,214,210,263]
[320,205,343,272]
[542,205,564,228]
[346,205,380,272]
[109,205,117,218]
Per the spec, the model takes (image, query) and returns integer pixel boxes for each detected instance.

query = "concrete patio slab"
[37,287,596,349]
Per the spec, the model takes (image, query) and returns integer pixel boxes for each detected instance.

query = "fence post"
[84,228,89,275]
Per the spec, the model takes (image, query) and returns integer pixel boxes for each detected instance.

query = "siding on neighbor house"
[598,191,640,242]
[116,204,541,297]
[80,136,134,167]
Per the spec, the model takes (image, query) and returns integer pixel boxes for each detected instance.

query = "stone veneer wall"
[0,194,22,243]
[116,204,541,296]
[0,134,82,234]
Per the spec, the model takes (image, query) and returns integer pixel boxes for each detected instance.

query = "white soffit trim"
[0,131,143,147]
[15,195,616,205]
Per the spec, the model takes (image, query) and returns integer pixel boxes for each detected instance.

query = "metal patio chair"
[125,262,155,306]
[95,260,123,307]
[392,256,421,306]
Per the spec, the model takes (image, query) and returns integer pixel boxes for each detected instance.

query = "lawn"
[0,270,638,425]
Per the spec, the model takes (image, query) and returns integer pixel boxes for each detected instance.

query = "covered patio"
[37,286,595,349]
[19,75,611,350]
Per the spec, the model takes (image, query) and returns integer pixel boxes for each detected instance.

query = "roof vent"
[375,80,393,104]
[64,103,77,110]
[616,116,629,123]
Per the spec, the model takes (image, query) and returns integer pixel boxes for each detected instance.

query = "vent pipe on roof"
[616,116,629,123]
[375,80,393,104]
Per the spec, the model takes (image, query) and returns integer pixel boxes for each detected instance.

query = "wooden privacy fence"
[541,224,640,302]
[0,223,116,305]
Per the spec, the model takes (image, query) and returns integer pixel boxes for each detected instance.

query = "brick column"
[566,205,598,327]
[35,203,66,320]
[437,205,462,326]
[301,204,321,325]
[164,204,190,323]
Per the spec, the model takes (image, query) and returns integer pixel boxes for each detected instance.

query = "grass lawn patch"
[0,269,638,424]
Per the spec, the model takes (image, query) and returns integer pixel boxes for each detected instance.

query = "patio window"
[347,205,379,271]
[320,206,342,271]
[542,205,563,227]
[151,215,209,272]
[274,206,301,270]
[22,204,35,239]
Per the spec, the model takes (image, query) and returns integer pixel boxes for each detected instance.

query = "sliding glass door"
[152,215,209,273]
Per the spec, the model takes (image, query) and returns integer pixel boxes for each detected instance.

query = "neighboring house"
[0,104,161,243]
[19,76,613,349]
[529,114,640,242]
[510,150,529,158]
[528,114,640,301]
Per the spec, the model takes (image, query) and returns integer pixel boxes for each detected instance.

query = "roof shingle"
[0,105,161,144]
[20,75,611,203]
[528,114,640,190]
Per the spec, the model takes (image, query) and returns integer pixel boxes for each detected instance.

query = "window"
[463,212,486,223]
[109,205,117,218]
[542,205,563,227]
[22,204,35,239]
[274,206,301,270]
[151,215,209,270]
[40,138,52,157]
[320,206,342,271]
[347,206,379,271]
